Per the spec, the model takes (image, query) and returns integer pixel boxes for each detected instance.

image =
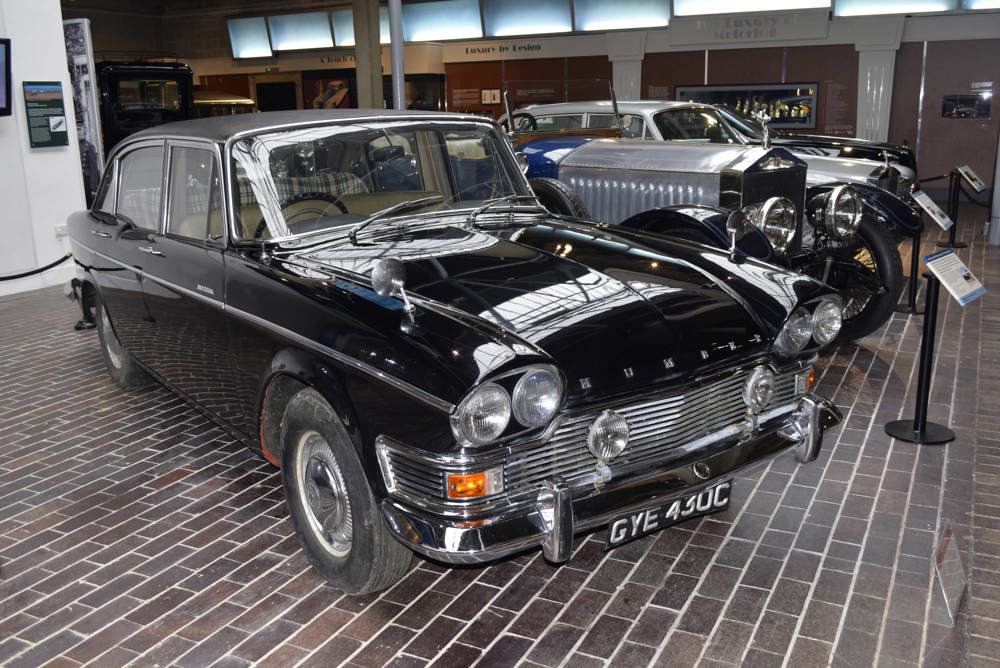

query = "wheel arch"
[257,349,362,468]
[619,205,774,261]
[808,182,923,238]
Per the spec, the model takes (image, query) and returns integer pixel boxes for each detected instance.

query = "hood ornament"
[371,258,414,315]
[753,110,772,149]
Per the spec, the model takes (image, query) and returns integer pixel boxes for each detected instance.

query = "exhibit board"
[912,190,954,230]
[22,81,68,148]
[924,250,986,306]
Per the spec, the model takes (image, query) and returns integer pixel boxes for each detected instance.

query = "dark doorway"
[255,82,297,111]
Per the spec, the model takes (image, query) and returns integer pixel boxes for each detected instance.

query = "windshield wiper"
[466,195,545,227]
[348,195,444,245]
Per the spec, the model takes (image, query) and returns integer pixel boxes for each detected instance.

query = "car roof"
[127,109,496,143]
[518,100,693,115]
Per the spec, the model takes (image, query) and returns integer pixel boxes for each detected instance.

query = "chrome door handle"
[91,229,112,238]
[138,245,164,256]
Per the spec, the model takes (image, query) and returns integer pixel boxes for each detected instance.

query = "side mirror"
[726,209,751,264]
[515,151,529,175]
[371,257,414,314]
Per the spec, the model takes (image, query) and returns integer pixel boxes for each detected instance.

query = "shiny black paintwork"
[67,111,834,502]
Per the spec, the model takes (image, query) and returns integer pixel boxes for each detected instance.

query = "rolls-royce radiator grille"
[381,369,798,501]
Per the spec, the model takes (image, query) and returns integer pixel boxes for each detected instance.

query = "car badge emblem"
[624,367,634,379]
[692,462,711,480]
[580,377,592,390]
[727,341,737,351]
[663,358,675,370]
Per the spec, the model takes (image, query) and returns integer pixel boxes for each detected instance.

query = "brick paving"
[1,219,998,667]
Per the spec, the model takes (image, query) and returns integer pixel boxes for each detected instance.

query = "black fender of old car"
[617,205,775,262]
[807,182,923,238]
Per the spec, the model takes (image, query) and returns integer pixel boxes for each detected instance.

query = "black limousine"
[66,110,841,593]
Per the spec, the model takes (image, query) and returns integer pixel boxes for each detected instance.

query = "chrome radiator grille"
[504,369,797,493]
[381,369,799,502]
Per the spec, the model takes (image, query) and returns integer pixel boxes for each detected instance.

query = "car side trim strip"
[75,241,456,414]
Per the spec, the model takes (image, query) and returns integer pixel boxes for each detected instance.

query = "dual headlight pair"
[451,366,564,446]
[774,296,843,355]
[748,185,863,254]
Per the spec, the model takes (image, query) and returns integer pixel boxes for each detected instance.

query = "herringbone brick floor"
[0,222,998,667]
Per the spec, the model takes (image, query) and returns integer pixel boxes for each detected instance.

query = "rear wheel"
[813,218,903,341]
[529,177,589,219]
[95,298,150,388]
[280,389,412,594]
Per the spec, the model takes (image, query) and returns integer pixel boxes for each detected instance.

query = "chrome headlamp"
[812,296,843,345]
[452,366,564,446]
[742,366,775,414]
[809,185,862,241]
[774,307,813,355]
[752,196,796,254]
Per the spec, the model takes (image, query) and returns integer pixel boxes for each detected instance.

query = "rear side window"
[117,146,165,230]
[166,146,223,241]
[535,115,583,131]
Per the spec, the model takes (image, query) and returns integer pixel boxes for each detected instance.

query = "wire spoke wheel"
[295,431,353,558]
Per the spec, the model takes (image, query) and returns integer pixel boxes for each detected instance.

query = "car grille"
[381,368,799,502]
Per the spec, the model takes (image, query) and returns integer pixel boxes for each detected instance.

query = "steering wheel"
[254,191,349,239]
[511,111,538,132]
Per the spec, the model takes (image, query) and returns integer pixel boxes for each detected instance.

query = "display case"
[675,83,818,129]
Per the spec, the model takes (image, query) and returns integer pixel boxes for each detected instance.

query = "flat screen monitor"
[0,39,10,117]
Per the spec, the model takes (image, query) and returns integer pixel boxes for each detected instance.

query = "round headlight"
[825,185,862,240]
[512,368,563,428]
[812,297,843,345]
[742,366,775,414]
[756,196,797,254]
[587,410,629,460]
[775,307,813,354]
[454,383,511,446]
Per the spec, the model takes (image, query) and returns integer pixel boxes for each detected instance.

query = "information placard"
[911,190,953,230]
[22,81,68,148]
[956,164,987,193]
[924,250,986,306]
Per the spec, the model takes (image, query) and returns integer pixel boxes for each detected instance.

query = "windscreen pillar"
[353,0,383,109]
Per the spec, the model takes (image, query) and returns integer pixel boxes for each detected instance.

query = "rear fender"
[618,206,774,261]
[808,182,923,237]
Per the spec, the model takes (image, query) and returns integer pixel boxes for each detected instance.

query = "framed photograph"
[675,82,819,129]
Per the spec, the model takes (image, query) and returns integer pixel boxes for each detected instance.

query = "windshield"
[230,120,528,241]
[652,108,738,144]
[714,106,766,141]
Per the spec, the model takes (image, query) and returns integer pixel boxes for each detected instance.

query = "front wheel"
[280,389,412,594]
[95,298,151,389]
[807,218,904,341]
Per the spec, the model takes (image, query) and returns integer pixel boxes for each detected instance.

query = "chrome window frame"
[163,138,228,247]
[111,138,168,234]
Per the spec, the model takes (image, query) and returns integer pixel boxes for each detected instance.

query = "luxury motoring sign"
[442,34,602,63]
[670,10,829,47]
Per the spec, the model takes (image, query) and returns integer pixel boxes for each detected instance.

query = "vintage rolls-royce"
[67,110,841,594]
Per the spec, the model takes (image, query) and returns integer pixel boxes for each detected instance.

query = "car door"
[138,140,232,411]
[101,141,166,362]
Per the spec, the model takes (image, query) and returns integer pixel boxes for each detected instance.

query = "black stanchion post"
[894,231,923,315]
[938,170,968,249]
[885,272,955,445]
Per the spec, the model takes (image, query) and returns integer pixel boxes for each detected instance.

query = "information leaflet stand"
[899,190,955,314]
[885,250,986,445]
[937,164,987,249]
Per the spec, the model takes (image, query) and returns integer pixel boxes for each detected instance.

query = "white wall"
[0,0,86,297]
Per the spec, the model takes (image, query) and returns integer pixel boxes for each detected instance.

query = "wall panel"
[640,50,704,99]
[785,44,858,135]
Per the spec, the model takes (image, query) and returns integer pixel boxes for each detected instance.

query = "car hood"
[282,217,820,404]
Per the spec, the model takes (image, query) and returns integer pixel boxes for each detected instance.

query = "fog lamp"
[446,468,503,499]
[742,366,775,415]
[587,410,629,460]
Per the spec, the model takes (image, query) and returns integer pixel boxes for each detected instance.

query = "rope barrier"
[0,252,73,282]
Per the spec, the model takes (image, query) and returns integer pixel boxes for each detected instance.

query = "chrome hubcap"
[296,431,352,557]
[100,309,123,369]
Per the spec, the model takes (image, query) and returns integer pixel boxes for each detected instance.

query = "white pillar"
[856,48,897,143]
[611,60,643,101]
[608,32,646,101]
[353,0,383,109]
[990,128,1000,245]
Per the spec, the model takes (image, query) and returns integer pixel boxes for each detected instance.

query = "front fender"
[808,182,923,237]
[618,205,774,262]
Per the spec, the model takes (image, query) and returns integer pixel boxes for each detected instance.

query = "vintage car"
[66,109,841,594]
[516,131,915,341]
[502,100,917,197]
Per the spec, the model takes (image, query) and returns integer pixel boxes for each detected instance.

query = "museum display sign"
[676,82,819,129]
[64,109,842,594]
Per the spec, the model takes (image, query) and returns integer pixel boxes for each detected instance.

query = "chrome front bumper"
[381,394,841,565]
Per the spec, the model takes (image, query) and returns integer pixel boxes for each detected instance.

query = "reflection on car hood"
[288,217,819,401]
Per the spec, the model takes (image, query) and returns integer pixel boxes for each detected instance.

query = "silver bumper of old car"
[380,393,840,564]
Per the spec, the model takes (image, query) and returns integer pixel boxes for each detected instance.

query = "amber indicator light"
[447,472,487,499]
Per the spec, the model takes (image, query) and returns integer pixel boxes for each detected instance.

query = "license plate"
[606,480,732,549]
